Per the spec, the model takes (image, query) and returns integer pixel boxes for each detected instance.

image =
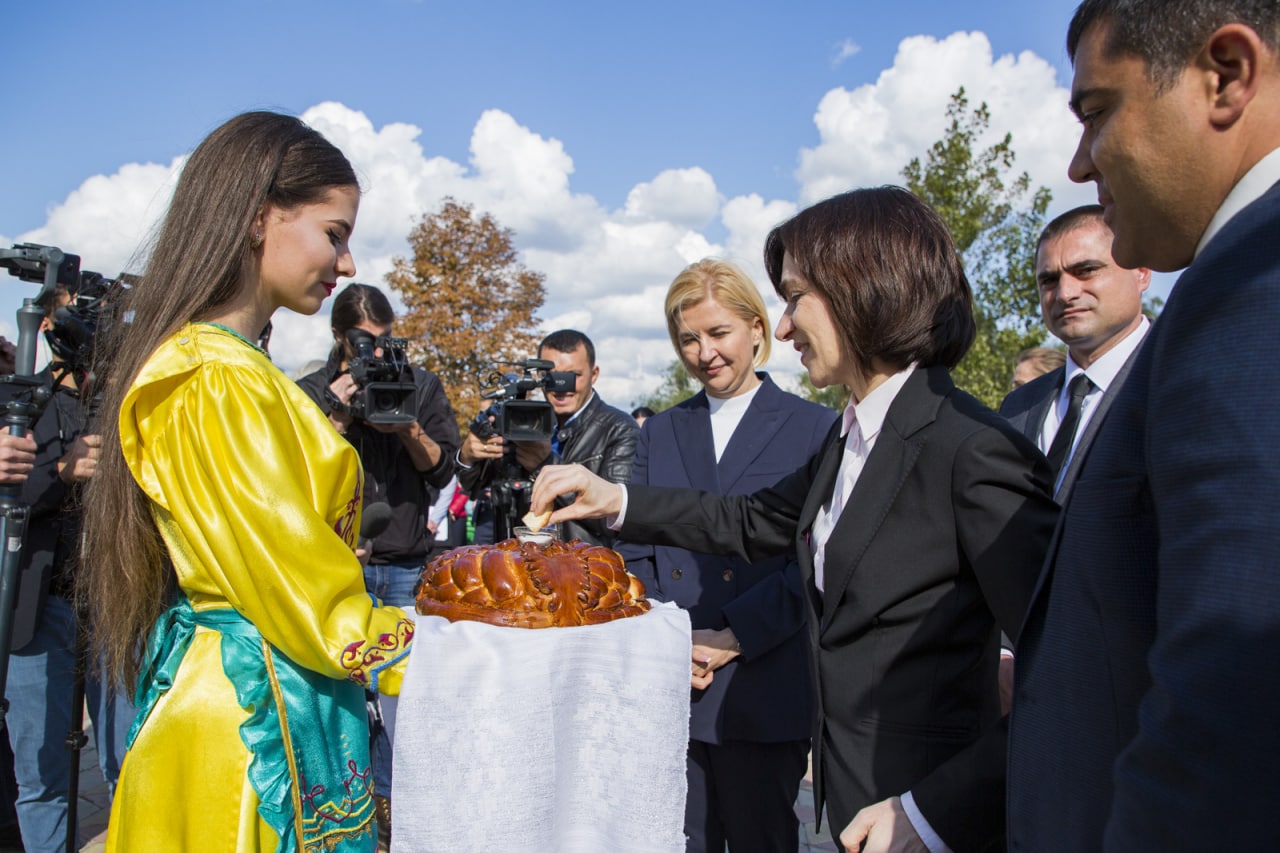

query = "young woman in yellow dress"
[78,111,413,852]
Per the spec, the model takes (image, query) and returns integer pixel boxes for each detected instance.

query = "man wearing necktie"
[1000,205,1152,501]
[995,205,1151,716]
[1009,4,1280,848]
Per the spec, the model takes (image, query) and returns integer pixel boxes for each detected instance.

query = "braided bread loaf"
[415,538,651,628]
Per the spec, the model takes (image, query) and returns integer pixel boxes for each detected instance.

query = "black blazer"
[617,374,835,744]
[1007,182,1280,852]
[623,366,1058,851]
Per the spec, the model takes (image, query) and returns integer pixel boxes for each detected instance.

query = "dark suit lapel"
[819,367,941,628]
[669,394,720,492]
[1055,342,1144,500]
[798,430,844,620]
[1022,368,1061,444]
[718,375,788,493]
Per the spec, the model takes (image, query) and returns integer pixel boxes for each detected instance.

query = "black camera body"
[48,271,129,380]
[472,359,576,442]
[341,328,418,425]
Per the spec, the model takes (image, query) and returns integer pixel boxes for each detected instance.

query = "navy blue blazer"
[1008,181,1280,852]
[617,373,835,744]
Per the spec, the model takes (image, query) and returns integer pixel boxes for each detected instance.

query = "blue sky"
[4,0,1129,403]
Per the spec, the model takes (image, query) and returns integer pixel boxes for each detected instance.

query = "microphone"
[359,502,393,549]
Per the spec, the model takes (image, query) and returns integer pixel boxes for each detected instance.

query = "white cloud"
[623,168,722,228]
[798,30,1095,215]
[832,38,862,68]
[12,161,178,282]
[6,30,1115,408]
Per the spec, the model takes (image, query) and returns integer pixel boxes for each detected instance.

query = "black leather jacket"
[459,392,638,546]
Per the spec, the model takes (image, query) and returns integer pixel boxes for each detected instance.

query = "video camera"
[337,327,418,425]
[3,244,133,393]
[1,243,82,379]
[47,270,132,381]
[471,358,576,443]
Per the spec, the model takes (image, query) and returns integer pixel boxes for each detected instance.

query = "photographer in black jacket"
[458,329,637,546]
[0,282,131,853]
[296,283,457,842]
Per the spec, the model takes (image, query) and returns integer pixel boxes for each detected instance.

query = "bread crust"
[415,538,650,628]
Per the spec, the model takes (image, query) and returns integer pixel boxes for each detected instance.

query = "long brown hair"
[78,111,358,695]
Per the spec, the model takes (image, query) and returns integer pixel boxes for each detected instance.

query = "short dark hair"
[539,329,595,367]
[1068,0,1280,89]
[35,281,72,318]
[631,406,655,420]
[1037,204,1107,253]
[763,186,976,372]
[329,283,395,360]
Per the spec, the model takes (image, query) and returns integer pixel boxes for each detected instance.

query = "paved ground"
[3,734,839,852]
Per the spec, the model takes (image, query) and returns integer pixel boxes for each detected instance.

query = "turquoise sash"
[130,596,376,852]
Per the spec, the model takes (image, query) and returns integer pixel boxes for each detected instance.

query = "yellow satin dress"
[105,323,413,852]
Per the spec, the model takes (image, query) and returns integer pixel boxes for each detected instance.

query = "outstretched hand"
[529,464,624,526]
[840,796,927,853]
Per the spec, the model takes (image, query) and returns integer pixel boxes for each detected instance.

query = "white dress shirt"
[1038,318,1150,493]
[1195,145,1280,259]
[811,365,915,592]
[706,382,761,462]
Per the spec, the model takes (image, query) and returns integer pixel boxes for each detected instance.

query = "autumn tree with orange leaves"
[387,198,547,433]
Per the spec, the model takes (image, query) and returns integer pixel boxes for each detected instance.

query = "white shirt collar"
[1064,317,1150,393]
[846,364,916,443]
[706,379,761,416]
[1195,146,1280,258]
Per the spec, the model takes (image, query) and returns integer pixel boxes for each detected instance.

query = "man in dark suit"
[1008,2,1280,850]
[1000,205,1151,500]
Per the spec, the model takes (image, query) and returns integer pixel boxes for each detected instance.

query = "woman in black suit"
[532,187,1058,853]
[621,259,835,852]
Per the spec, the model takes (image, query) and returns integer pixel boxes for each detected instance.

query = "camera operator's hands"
[460,431,504,466]
[326,373,358,433]
[512,439,553,473]
[58,433,102,483]
[529,464,623,525]
[0,431,37,483]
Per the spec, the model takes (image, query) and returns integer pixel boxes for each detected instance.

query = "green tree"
[632,360,697,413]
[794,374,846,411]
[386,197,547,434]
[903,88,1053,408]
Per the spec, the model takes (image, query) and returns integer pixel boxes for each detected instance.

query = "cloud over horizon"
[4,29,1098,409]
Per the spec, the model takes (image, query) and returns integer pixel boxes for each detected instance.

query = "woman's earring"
[250,231,264,250]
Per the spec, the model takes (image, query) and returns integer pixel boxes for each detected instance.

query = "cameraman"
[296,283,457,839]
[0,283,130,853]
[458,329,638,546]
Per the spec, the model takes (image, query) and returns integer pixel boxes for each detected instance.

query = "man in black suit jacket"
[1008,3,1280,850]
[1000,205,1151,501]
